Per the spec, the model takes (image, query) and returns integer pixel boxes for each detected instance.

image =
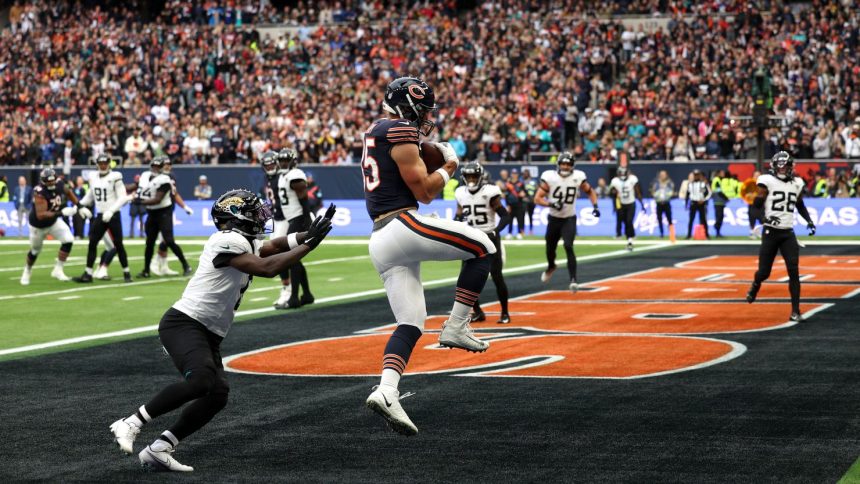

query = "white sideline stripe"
[0,243,669,357]
[57,296,80,300]
[122,296,142,301]
[0,251,203,273]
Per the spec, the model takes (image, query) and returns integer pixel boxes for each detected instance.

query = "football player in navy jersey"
[20,168,80,285]
[362,77,497,436]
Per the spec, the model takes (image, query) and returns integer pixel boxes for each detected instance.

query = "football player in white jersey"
[108,190,336,472]
[261,151,293,308]
[278,148,317,309]
[73,155,133,283]
[151,158,194,276]
[455,162,512,323]
[609,166,645,251]
[535,152,599,292]
[136,156,192,278]
[746,152,816,322]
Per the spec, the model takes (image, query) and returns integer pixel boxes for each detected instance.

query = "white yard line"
[0,244,669,357]
[0,277,181,301]
[122,296,143,301]
[0,252,203,273]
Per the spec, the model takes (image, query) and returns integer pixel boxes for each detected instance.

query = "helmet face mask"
[276,148,298,171]
[40,168,57,189]
[383,77,438,137]
[557,152,575,177]
[96,155,111,175]
[150,156,167,173]
[617,166,629,180]
[212,189,273,239]
[261,151,278,176]
[460,162,484,193]
[771,151,794,180]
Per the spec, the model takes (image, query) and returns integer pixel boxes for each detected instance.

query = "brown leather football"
[420,142,446,173]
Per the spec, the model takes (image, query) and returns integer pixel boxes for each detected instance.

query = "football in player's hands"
[432,141,459,167]
[419,142,447,174]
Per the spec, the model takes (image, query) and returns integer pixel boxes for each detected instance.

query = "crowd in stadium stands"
[1,0,859,169]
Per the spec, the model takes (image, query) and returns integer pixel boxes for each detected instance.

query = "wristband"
[593,203,598,209]
[434,167,450,184]
[287,233,299,250]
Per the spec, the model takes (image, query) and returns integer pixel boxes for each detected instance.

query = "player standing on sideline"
[650,170,674,238]
[609,166,645,251]
[136,156,192,278]
[73,155,133,283]
[455,162,512,324]
[108,191,336,472]
[746,152,815,322]
[685,169,712,239]
[261,151,292,309]
[362,77,496,436]
[150,158,194,276]
[535,152,599,292]
[20,168,79,285]
[277,148,316,308]
[522,169,538,235]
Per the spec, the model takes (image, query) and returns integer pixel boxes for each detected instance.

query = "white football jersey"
[540,169,586,218]
[610,175,639,205]
[138,171,173,210]
[173,230,262,337]
[279,168,308,221]
[758,173,805,230]
[82,171,127,215]
[455,183,503,232]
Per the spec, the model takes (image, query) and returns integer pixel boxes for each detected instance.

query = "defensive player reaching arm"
[455,162,512,324]
[362,77,497,436]
[109,191,335,472]
[746,152,815,322]
[534,152,599,293]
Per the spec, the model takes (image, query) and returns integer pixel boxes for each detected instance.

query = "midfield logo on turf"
[224,256,858,379]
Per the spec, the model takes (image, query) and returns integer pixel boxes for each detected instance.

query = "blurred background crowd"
[0,0,859,169]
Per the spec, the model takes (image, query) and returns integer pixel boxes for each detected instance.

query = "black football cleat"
[287,297,302,309]
[73,273,93,283]
[136,271,151,279]
[746,282,761,303]
[471,309,486,322]
[300,293,315,306]
[497,313,511,324]
[182,266,194,277]
[790,312,803,323]
[124,273,133,283]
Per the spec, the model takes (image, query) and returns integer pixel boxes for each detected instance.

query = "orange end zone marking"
[679,255,860,271]
[420,302,823,334]
[624,266,860,283]
[526,281,860,300]
[224,333,744,379]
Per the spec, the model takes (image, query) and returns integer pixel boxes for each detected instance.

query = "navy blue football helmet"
[382,77,437,136]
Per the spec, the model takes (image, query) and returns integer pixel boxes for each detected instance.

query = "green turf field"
[0,237,642,359]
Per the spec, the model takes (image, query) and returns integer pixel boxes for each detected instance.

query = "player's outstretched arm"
[261,204,336,257]
[795,195,816,235]
[392,143,456,203]
[581,181,600,217]
[491,196,511,235]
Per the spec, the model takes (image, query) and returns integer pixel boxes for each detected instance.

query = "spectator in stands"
[844,124,860,159]
[193,175,212,200]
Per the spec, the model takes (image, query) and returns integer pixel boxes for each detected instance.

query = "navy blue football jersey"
[265,174,285,221]
[29,181,66,228]
[362,118,420,219]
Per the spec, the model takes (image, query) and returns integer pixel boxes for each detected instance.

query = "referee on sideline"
[685,169,712,239]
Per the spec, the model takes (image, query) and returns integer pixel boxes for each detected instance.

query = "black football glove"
[807,222,816,236]
[304,204,336,249]
[592,205,600,217]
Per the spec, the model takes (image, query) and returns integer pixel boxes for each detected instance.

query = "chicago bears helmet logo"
[408,84,426,99]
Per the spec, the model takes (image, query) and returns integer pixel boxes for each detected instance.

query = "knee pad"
[59,242,73,254]
[185,367,217,397]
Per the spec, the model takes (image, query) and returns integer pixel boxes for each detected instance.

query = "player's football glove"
[78,207,93,219]
[550,201,563,210]
[101,210,114,222]
[807,222,816,236]
[304,204,336,250]
[61,206,77,217]
[592,204,600,217]
[432,142,459,168]
[184,205,194,216]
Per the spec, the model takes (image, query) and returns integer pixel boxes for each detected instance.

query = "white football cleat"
[94,265,110,280]
[515,233,523,240]
[160,259,179,276]
[51,266,70,281]
[139,444,193,472]
[20,267,31,285]
[149,260,164,276]
[273,285,292,309]
[569,279,578,294]
[540,265,556,283]
[109,418,140,455]
[439,318,489,353]
[366,385,418,436]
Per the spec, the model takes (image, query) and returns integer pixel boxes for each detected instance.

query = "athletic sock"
[451,256,491,321]
[125,405,151,427]
[55,259,65,268]
[380,325,422,390]
[85,267,93,275]
[153,431,178,451]
[26,251,38,267]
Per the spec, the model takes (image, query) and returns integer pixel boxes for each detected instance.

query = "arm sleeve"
[494,201,511,234]
[795,193,813,225]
